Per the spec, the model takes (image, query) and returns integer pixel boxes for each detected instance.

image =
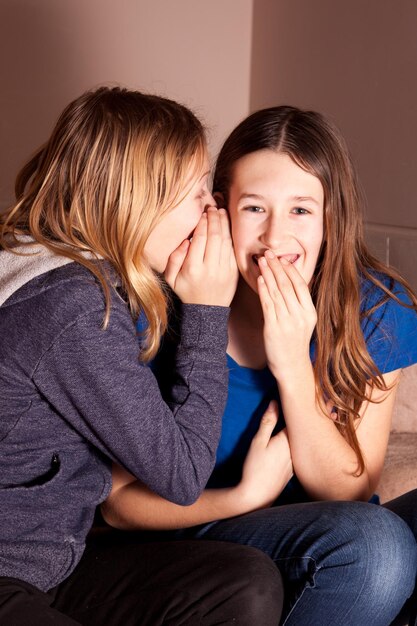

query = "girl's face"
[144,160,214,273]
[227,149,324,294]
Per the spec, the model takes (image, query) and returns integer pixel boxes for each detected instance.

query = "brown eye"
[244,206,264,213]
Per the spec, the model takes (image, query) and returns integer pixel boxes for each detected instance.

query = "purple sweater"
[0,248,229,591]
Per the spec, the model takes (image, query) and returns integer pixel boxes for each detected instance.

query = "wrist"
[232,480,272,514]
[273,356,314,392]
[228,482,256,514]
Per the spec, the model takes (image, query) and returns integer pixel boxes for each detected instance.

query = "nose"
[260,215,291,250]
[204,191,217,210]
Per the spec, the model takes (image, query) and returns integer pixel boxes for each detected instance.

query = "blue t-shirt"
[207,277,417,503]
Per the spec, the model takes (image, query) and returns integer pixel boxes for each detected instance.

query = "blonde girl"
[104,105,417,625]
[0,87,285,625]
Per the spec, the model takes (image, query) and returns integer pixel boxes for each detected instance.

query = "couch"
[378,364,417,503]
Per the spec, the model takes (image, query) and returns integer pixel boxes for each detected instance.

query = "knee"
[219,543,284,625]
[296,503,417,623]
[358,506,417,594]
[327,503,417,605]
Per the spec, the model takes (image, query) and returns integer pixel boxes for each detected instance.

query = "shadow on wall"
[0,0,78,211]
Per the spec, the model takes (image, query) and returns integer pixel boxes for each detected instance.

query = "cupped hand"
[236,401,293,510]
[257,251,317,381]
[164,207,238,306]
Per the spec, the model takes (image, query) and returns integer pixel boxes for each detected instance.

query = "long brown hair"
[0,86,206,361]
[213,105,417,473]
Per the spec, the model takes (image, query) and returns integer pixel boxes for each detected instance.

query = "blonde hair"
[214,105,417,474]
[0,86,207,360]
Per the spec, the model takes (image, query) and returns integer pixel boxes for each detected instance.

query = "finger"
[218,208,234,266]
[257,274,278,324]
[323,399,338,420]
[184,212,207,266]
[258,256,287,315]
[263,252,299,313]
[218,207,230,237]
[164,239,190,288]
[252,401,279,447]
[279,258,314,310]
[329,406,339,421]
[254,401,279,442]
[203,207,223,265]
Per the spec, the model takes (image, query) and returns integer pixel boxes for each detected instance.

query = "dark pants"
[385,489,417,626]
[0,532,284,625]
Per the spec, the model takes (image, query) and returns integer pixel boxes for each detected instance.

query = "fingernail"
[258,257,267,267]
[264,249,275,259]
[280,257,290,265]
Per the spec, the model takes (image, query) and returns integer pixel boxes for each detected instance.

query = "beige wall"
[2,0,415,289]
[250,0,417,289]
[0,0,253,210]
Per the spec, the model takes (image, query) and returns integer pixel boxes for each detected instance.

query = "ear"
[213,191,226,210]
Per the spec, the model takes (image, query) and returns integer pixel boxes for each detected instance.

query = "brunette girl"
[0,87,285,625]
[105,105,417,625]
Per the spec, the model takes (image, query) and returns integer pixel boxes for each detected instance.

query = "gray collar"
[0,237,74,306]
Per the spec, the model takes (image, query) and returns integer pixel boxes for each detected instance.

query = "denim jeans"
[180,500,417,625]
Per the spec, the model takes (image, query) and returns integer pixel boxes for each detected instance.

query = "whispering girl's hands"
[165,207,238,307]
[257,250,317,382]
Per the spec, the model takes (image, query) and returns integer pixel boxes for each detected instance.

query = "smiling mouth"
[252,253,300,265]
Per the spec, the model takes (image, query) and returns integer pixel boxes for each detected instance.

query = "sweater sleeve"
[33,300,230,506]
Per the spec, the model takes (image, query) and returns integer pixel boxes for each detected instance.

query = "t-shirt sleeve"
[362,281,417,373]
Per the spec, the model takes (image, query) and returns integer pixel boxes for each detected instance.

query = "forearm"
[278,362,372,501]
[256,252,395,501]
[256,254,368,498]
[102,480,257,531]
